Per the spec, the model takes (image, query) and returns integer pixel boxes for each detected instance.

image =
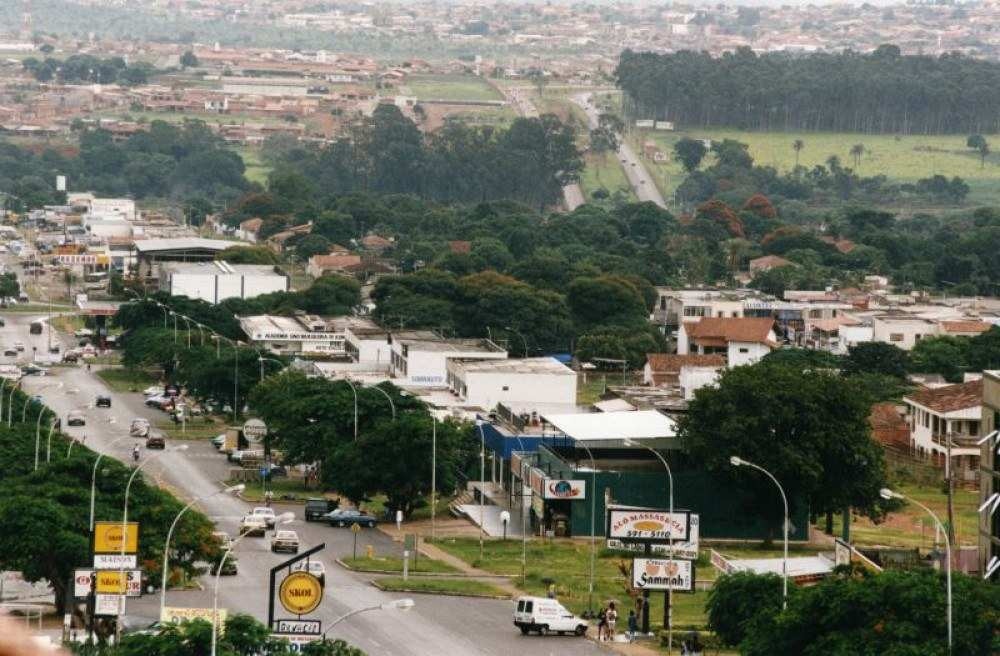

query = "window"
[809,310,821,319]
[502,385,509,391]
[889,333,904,342]
[738,347,749,354]
[732,311,739,317]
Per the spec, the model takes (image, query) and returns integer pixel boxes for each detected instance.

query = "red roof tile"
[685,317,777,345]
[905,380,982,414]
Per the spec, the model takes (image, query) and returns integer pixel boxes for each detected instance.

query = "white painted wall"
[727,341,772,367]
[456,371,576,409]
[872,318,935,351]
[679,366,721,400]
[391,343,506,387]
[168,271,287,304]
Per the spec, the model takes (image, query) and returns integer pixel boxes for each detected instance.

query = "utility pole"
[945,434,955,547]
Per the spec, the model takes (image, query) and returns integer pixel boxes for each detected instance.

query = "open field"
[96,367,156,393]
[234,147,272,186]
[823,482,979,549]
[636,128,1000,205]
[403,75,503,102]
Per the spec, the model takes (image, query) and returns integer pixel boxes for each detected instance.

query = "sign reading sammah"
[632,558,694,592]
[93,521,138,554]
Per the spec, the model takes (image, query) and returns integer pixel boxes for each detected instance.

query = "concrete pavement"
[1,311,603,655]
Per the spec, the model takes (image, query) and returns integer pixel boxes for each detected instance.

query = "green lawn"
[637,128,1000,205]
[430,537,708,629]
[234,147,272,186]
[579,152,637,203]
[822,482,979,549]
[154,417,225,440]
[96,368,157,393]
[342,555,458,574]
[234,478,317,503]
[403,75,503,102]
[377,576,509,598]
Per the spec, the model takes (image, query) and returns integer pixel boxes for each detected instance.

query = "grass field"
[579,152,637,203]
[637,128,1000,205]
[822,482,979,549]
[403,75,503,102]
[234,147,272,186]
[96,368,156,393]
[377,576,509,598]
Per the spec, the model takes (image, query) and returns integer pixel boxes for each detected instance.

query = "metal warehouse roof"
[542,410,678,442]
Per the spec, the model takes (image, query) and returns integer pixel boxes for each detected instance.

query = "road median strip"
[369,577,511,600]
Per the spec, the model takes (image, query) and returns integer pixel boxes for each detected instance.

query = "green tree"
[291,234,333,261]
[968,134,990,168]
[792,139,804,168]
[575,325,665,369]
[680,361,888,528]
[842,342,910,379]
[566,275,649,332]
[673,137,707,173]
[909,335,971,383]
[707,572,784,647]
[180,50,199,68]
[741,568,1000,656]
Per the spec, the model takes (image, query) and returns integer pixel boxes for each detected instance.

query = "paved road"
[572,93,667,208]
[1,312,602,655]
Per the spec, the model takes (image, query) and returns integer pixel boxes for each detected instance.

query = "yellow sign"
[278,571,323,615]
[160,607,227,631]
[94,570,128,594]
[94,522,139,554]
[94,522,139,553]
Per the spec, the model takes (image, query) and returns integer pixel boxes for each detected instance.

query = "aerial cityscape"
[0,0,998,655]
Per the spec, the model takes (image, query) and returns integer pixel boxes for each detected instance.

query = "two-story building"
[903,380,982,481]
[677,317,778,367]
[872,315,939,351]
[389,334,507,387]
[446,357,576,410]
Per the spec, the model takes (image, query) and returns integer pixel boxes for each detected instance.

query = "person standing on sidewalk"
[605,602,618,641]
[627,610,638,643]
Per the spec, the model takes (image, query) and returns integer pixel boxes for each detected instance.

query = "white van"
[513,596,588,636]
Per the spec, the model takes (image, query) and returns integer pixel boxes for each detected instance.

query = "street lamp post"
[116,445,189,642]
[320,599,415,643]
[503,325,528,357]
[430,414,437,541]
[33,406,49,471]
[7,380,20,427]
[882,487,951,653]
[731,456,788,609]
[366,384,396,419]
[475,420,486,560]
[160,484,244,619]
[576,442,598,616]
[210,512,295,656]
[624,439,674,651]
[89,435,131,532]
[340,379,358,440]
[257,356,285,382]
[0,377,8,421]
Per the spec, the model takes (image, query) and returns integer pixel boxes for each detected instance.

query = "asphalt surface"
[572,93,668,208]
[1,311,603,655]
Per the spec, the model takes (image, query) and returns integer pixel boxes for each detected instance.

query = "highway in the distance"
[1,310,603,655]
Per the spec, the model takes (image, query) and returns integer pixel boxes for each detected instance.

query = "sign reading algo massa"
[279,571,323,615]
[607,508,689,542]
[93,521,139,554]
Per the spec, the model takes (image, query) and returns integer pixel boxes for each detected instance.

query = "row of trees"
[23,55,153,85]
[0,388,218,618]
[261,105,582,210]
[617,45,1000,134]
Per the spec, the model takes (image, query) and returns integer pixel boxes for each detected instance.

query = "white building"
[390,334,507,387]
[903,379,982,481]
[68,193,137,221]
[446,357,576,410]
[678,317,778,367]
[240,314,378,357]
[160,261,288,304]
[84,214,133,239]
[344,326,395,365]
[872,315,938,351]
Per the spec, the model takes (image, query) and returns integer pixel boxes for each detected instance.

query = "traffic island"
[338,555,459,575]
[370,577,510,599]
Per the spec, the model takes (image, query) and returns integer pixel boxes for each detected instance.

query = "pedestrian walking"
[264,489,274,507]
[546,583,556,599]
[596,606,607,641]
[606,602,618,641]
[627,610,638,643]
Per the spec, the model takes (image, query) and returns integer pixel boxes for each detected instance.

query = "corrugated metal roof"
[543,410,677,441]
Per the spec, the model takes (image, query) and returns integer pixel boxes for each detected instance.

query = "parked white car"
[513,597,588,637]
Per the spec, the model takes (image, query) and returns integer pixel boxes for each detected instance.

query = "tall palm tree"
[849,143,865,169]
[792,139,804,168]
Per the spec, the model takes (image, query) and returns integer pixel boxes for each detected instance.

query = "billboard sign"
[271,634,320,651]
[608,507,690,542]
[242,418,267,443]
[278,572,323,615]
[607,514,699,559]
[543,479,585,500]
[161,607,227,627]
[94,594,124,617]
[76,569,141,597]
[632,558,694,592]
[275,619,321,635]
[93,521,138,554]
[93,554,137,569]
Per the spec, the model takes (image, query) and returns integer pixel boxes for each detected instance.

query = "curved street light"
[89,434,132,532]
[366,384,396,420]
[7,379,21,427]
[210,512,295,656]
[115,445,189,642]
[731,456,788,609]
[320,599,415,643]
[160,484,244,618]
[882,487,951,653]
